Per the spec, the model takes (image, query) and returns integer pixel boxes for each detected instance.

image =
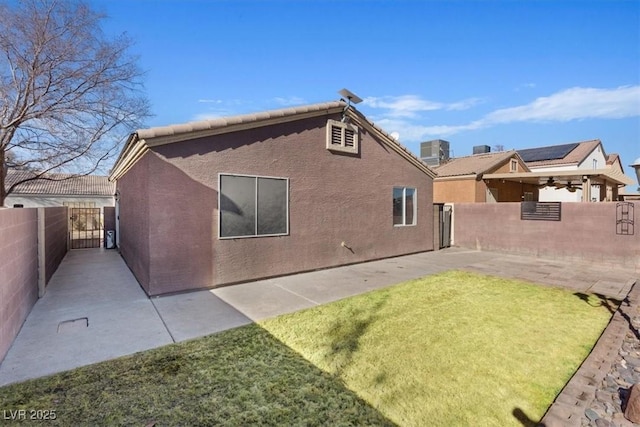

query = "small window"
[510,159,518,172]
[326,119,359,154]
[393,187,416,226]
[219,174,289,238]
[593,159,598,170]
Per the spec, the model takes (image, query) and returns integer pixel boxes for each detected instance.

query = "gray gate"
[70,208,103,249]
[437,204,452,249]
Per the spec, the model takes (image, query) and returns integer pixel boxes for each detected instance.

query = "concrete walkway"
[0,247,637,386]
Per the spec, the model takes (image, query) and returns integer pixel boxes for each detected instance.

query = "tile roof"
[110,100,437,180]
[433,150,521,177]
[5,170,115,196]
[518,140,602,168]
[606,153,620,165]
[136,101,345,141]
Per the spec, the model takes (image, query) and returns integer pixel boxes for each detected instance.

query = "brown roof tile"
[136,101,345,140]
[606,153,620,165]
[111,100,437,180]
[433,150,521,177]
[5,170,115,196]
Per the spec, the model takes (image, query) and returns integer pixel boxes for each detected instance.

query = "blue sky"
[96,0,640,189]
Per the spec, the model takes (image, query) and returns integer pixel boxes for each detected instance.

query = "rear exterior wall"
[116,154,151,291]
[123,113,434,295]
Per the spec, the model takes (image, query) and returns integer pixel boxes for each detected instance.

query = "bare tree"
[0,0,150,206]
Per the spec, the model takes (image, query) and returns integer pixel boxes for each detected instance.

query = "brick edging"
[540,280,640,427]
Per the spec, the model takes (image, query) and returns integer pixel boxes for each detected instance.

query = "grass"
[259,271,615,426]
[0,325,392,426]
[0,271,615,426]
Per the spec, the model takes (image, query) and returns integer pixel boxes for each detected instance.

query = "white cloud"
[371,86,640,141]
[363,95,484,119]
[197,99,223,104]
[273,96,307,106]
[363,95,443,118]
[484,85,640,124]
[446,98,484,111]
[375,118,485,141]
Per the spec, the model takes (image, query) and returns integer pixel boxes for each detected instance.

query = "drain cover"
[57,317,88,333]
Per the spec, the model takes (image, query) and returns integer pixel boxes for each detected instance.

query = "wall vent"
[326,119,359,154]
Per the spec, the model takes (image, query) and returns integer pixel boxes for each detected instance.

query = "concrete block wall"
[43,207,68,285]
[0,207,69,364]
[0,208,38,364]
[453,202,640,271]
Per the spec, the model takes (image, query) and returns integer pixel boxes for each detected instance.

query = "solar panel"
[518,143,579,162]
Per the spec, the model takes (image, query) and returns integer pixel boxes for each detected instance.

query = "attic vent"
[326,119,359,154]
[345,129,355,147]
[331,126,342,145]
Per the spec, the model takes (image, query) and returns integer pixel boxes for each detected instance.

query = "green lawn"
[259,271,614,426]
[0,271,614,426]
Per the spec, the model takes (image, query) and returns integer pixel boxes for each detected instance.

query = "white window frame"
[510,159,518,172]
[218,173,289,239]
[393,187,417,227]
[326,119,359,154]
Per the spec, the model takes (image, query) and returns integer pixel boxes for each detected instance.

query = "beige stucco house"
[433,150,537,203]
[4,171,115,209]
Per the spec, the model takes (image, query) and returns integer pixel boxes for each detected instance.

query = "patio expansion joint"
[150,298,177,344]
[270,282,320,306]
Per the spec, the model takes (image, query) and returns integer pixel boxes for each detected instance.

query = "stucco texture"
[43,207,68,284]
[118,113,434,295]
[117,154,151,290]
[434,156,538,203]
[0,209,38,363]
[453,202,640,271]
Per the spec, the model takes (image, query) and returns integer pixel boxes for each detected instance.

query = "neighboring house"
[4,171,115,208]
[432,150,536,203]
[109,101,436,296]
[516,140,630,202]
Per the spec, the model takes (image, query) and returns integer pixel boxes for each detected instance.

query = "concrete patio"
[0,247,637,386]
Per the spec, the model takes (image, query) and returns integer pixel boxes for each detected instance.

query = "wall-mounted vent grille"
[521,202,561,221]
[345,129,355,147]
[616,202,634,235]
[331,126,342,145]
[326,119,359,154]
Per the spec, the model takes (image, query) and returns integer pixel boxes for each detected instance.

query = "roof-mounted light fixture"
[338,88,362,123]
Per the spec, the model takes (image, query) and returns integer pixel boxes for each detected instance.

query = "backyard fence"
[452,202,639,272]
[0,207,68,364]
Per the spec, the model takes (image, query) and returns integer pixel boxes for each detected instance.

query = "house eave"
[433,174,478,181]
[484,169,635,186]
[109,103,346,181]
[109,101,437,182]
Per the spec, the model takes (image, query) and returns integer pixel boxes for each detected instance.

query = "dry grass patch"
[0,326,392,426]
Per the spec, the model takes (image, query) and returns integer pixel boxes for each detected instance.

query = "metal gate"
[70,208,103,249]
[437,204,452,249]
